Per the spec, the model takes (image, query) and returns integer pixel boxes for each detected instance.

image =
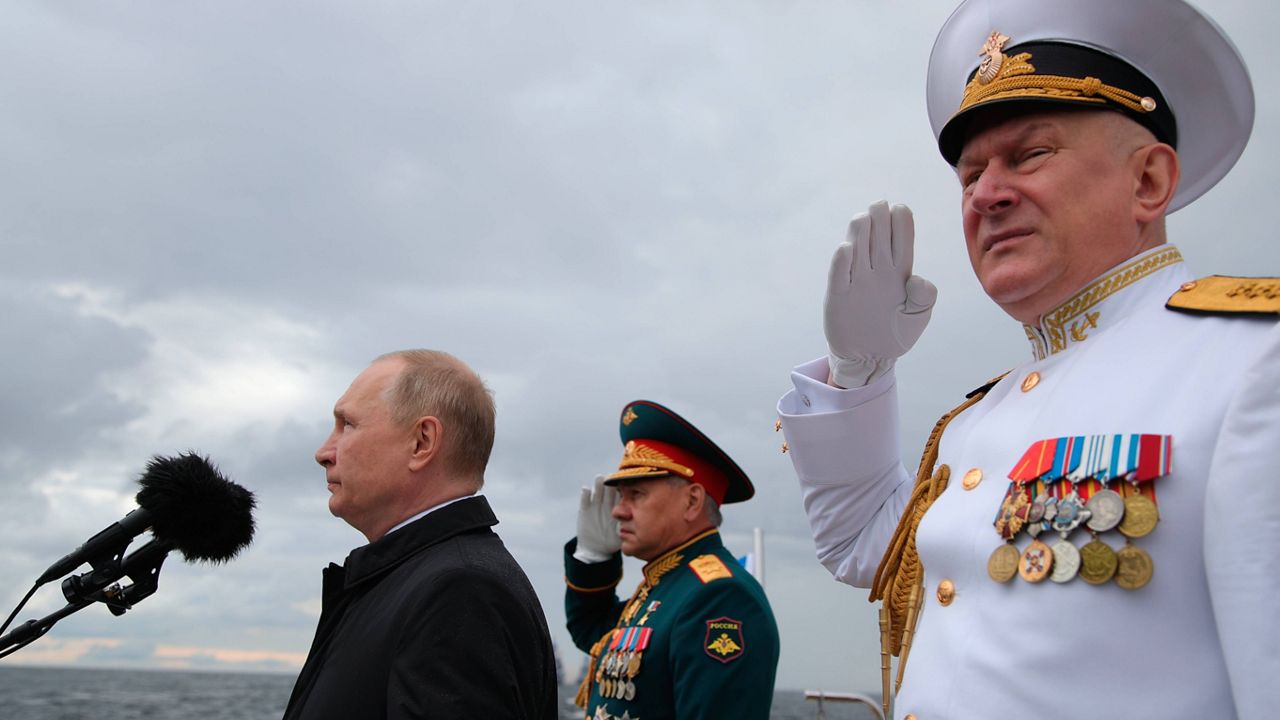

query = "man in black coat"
[284,349,558,720]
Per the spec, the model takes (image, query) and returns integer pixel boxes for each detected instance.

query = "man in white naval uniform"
[778,1,1280,719]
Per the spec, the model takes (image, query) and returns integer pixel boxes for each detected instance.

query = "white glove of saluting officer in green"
[825,201,938,388]
[573,475,621,563]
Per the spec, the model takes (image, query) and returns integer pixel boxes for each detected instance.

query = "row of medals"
[595,596,654,703]
[987,482,1159,589]
[596,642,643,702]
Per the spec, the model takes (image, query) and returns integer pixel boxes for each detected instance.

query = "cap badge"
[622,406,639,426]
[977,31,1010,85]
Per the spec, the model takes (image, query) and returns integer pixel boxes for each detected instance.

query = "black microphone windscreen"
[136,453,256,563]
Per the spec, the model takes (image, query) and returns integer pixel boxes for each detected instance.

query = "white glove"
[825,201,937,388]
[573,475,621,563]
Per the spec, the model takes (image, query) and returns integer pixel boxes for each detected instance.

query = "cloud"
[48,283,344,442]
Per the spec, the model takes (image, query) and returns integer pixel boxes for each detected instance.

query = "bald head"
[377,349,496,486]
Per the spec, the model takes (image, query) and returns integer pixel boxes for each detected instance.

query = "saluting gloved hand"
[825,201,937,388]
[573,475,621,563]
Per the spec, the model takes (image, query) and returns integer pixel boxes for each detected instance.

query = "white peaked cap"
[927,0,1253,211]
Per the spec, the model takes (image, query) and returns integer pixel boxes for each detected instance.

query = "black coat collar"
[340,494,498,590]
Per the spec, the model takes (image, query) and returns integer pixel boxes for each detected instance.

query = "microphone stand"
[0,539,173,657]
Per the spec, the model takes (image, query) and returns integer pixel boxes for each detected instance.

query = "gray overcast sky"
[1,0,1276,695]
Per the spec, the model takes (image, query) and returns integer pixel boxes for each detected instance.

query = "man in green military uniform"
[564,400,780,720]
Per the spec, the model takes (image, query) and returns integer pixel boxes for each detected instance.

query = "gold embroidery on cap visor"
[956,33,1157,119]
[606,440,696,481]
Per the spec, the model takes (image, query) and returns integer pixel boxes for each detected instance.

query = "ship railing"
[803,689,885,719]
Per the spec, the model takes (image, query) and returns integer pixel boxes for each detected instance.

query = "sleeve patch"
[688,554,733,583]
[704,617,745,662]
[1166,275,1280,316]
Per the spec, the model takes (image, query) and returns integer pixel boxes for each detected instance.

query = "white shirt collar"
[384,492,482,538]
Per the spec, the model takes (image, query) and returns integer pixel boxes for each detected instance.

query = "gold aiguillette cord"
[869,374,1003,715]
[879,607,892,719]
[895,582,922,695]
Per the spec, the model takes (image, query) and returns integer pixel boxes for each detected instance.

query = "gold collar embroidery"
[1023,246,1183,360]
[641,528,719,585]
[618,529,720,625]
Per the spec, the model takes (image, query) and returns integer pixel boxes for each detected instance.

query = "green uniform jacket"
[564,529,780,720]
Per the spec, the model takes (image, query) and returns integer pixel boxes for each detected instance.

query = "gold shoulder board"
[689,554,733,583]
[1166,275,1280,316]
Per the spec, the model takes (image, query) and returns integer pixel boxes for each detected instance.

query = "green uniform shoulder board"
[1166,275,1280,316]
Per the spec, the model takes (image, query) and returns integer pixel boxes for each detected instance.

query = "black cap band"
[938,40,1176,164]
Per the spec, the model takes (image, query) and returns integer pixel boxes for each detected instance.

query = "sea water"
[0,665,878,719]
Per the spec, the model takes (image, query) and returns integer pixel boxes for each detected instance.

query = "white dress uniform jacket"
[778,245,1280,720]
